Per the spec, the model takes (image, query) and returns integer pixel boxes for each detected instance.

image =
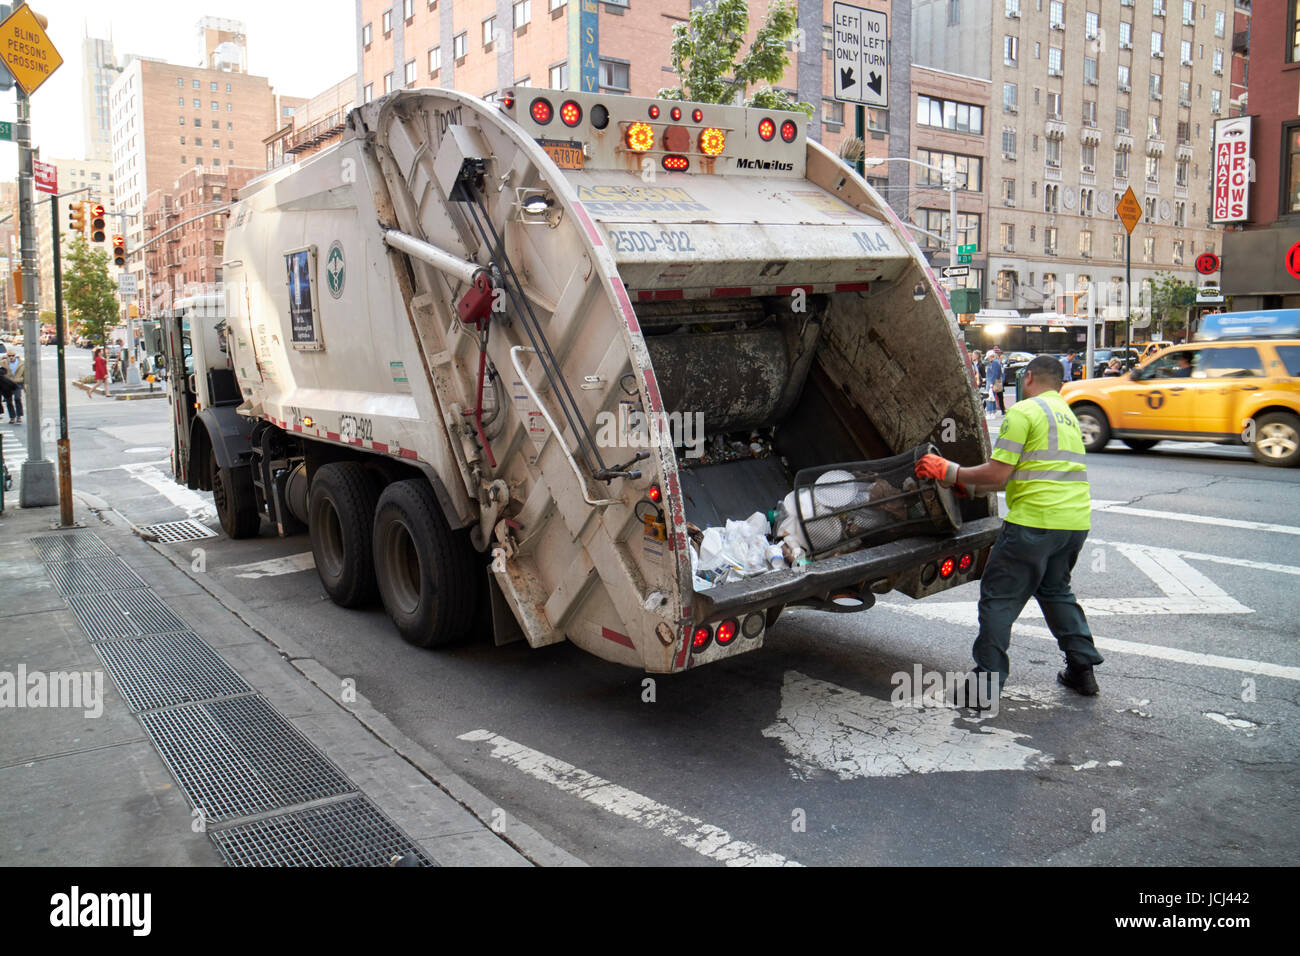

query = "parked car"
[1091,348,1142,378]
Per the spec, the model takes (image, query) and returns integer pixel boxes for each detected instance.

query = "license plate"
[539,139,584,169]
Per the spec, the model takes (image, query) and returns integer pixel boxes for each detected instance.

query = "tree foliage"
[657,0,813,116]
[1150,271,1198,335]
[62,234,119,347]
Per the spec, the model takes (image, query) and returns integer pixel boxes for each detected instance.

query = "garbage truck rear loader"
[178,88,1000,672]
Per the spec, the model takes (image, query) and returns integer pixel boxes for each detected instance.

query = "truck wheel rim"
[384,519,423,615]
[1077,414,1102,446]
[318,501,344,578]
[1257,423,1299,459]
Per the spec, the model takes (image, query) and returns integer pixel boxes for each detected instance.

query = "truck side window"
[1200,346,1264,379]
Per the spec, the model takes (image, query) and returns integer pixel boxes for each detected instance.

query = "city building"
[1220,0,1298,308]
[83,33,122,163]
[142,165,260,311]
[0,181,18,328]
[913,0,1238,345]
[352,0,911,207]
[108,20,294,305]
[264,74,356,169]
[1229,0,1251,113]
[34,158,116,311]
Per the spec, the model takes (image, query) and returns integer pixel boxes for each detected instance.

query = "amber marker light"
[626,122,655,151]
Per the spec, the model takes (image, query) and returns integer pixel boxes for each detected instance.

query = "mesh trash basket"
[792,443,962,558]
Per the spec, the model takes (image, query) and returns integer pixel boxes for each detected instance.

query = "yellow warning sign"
[0,5,63,96]
[1117,186,1143,235]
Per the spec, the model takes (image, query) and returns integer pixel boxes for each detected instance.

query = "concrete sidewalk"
[0,499,570,866]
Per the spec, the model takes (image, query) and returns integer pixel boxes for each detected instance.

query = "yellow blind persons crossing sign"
[0,5,63,96]
[1117,186,1142,235]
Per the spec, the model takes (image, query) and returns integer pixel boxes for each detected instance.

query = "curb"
[72,380,167,400]
[121,510,584,867]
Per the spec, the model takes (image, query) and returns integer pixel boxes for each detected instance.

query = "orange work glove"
[915,453,960,487]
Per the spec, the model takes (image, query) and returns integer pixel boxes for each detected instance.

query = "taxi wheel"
[1122,439,1159,452]
[1073,404,1110,453]
[1249,412,1300,468]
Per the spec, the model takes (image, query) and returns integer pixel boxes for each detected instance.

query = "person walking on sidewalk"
[0,358,17,423]
[987,349,1006,414]
[89,346,111,397]
[915,354,1103,703]
[2,350,23,423]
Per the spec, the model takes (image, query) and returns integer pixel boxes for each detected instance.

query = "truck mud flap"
[692,516,1003,620]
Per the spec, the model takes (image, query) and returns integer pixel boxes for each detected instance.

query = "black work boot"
[1057,662,1100,696]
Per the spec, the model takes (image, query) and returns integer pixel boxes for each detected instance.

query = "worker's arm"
[916,405,1027,494]
[953,459,1014,492]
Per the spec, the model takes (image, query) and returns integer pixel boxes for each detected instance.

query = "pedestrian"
[1103,357,1124,377]
[987,348,1006,414]
[0,358,16,423]
[2,348,23,423]
[1062,351,1077,382]
[914,354,1102,704]
[89,346,111,397]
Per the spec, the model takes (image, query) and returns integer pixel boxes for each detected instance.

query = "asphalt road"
[11,342,1299,866]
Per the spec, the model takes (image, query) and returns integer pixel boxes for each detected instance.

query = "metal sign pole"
[49,192,72,524]
[1125,232,1132,352]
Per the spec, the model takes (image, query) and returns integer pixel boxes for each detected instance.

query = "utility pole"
[946,171,958,281]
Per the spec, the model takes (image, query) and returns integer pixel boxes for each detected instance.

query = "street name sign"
[958,243,977,255]
[832,3,888,107]
[0,4,63,96]
[0,120,11,141]
[1117,186,1142,234]
[957,253,972,264]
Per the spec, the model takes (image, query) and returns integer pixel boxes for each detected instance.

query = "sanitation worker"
[915,354,1102,704]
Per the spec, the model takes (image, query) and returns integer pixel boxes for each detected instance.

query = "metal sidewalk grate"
[67,592,141,641]
[45,561,108,595]
[140,695,354,822]
[85,555,147,590]
[114,589,189,635]
[210,795,435,867]
[95,632,252,712]
[30,532,113,562]
[140,519,218,543]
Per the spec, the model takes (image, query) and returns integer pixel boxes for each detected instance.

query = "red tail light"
[758,118,775,141]
[530,97,553,125]
[939,557,956,579]
[692,626,712,650]
[648,104,661,119]
[780,119,798,142]
[692,108,703,123]
[662,154,690,171]
[560,100,582,127]
[716,619,739,646]
[670,106,682,121]
[958,552,974,573]
[647,484,662,503]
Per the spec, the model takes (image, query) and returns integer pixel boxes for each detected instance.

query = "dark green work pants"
[973,521,1104,683]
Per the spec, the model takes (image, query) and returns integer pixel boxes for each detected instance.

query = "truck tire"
[1249,412,1300,468]
[308,462,381,607]
[210,448,260,539]
[1072,404,1110,454]
[372,478,477,648]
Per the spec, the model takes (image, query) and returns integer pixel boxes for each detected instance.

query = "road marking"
[458,729,799,867]
[120,462,216,521]
[1090,499,1300,536]
[762,671,1066,780]
[1089,538,1300,578]
[231,552,316,578]
[125,446,167,455]
[880,602,1300,681]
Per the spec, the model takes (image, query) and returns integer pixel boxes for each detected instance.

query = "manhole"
[67,592,140,641]
[95,632,251,712]
[45,561,107,595]
[30,532,113,562]
[85,555,147,590]
[211,796,436,868]
[141,519,218,543]
[114,589,189,635]
[140,695,354,822]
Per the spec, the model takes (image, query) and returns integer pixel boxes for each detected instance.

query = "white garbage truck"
[163,88,1002,672]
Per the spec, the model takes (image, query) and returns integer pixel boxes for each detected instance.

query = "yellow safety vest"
[989,390,1091,530]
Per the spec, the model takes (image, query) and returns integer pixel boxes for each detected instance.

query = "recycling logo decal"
[326,240,345,299]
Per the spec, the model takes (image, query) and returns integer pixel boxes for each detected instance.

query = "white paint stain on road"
[120,462,216,521]
[458,729,799,867]
[761,671,1064,780]
[231,552,315,578]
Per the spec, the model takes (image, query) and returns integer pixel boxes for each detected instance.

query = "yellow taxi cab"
[1060,310,1300,467]
[1139,340,1174,361]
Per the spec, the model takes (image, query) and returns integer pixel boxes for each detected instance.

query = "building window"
[1119,21,1132,48]
[193,98,200,108]
[429,46,441,73]
[947,0,961,25]
[364,83,374,103]
[226,83,232,94]
[483,17,496,47]
[1004,35,1018,66]
[824,98,845,126]
[1151,31,1163,57]
[1176,157,1189,187]
[1049,1,1064,29]
[551,0,565,9]
[549,62,569,90]
[1210,89,1222,113]
[403,0,415,19]
[1080,230,1093,257]
[1153,0,1166,15]
[1146,155,1161,184]
[916,149,982,191]
[1181,39,1192,64]
[1086,12,1099,38]
[1150,73,1162,99]
[211,101,219,110]
[997,270,1017,300]
[1082,100,1097,127]
[1084,57,1097,85]
[1113,233,1125,256]
[193,79,200,89]
[177,77,184,87]
[454,32,467,59]
[1286,125,1300,214]
[1118,64,1131,91]
[1048,47,1062,75]
[194,118,201,127]
[600,58,630,92]
[1003,82,1018,111]
[867,108,888,131]
[1005,0,1020,15]
[1212,49,1223,74]
[1045,226,1058,255]
[210,81,218,92]
[1174,200,1186,226]
[1001,128,1016,157]
[1045,183,1059,212]
[383,9,393,35]
[916,94,984,134]
[1046,90,1061,118]
[1215,9,1225,37]
[1082,144,1097,170]
[362,20,373,47]
[514,0,531,28]
[1046,138,1061,167]
[1000,222,1015,249]
[1144,237,1154,262]
[1182,0,1194,24]
[405,59,417,86]
[385,72,395,94]
[1115,150,1130,178]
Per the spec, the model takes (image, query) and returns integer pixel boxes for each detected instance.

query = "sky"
[1,0,356,179]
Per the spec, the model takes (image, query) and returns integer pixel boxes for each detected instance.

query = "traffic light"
[112,234,126,268]
[68,200,86,235]
[90,204,107,243]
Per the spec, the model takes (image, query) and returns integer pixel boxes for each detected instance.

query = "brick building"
[35,158,116,311]
[265,74,357,169]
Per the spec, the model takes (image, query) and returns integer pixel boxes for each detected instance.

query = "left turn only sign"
[0,4,63,96]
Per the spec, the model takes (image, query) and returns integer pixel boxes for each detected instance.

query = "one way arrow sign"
[833,2,889,107]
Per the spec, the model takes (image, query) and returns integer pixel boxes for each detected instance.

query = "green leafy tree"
[62,234,119,348]
[1151,271,1198,338]
[657,0,813,116]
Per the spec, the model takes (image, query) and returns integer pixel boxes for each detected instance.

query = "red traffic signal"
[112,234,126,268]
[91,204,107,243]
